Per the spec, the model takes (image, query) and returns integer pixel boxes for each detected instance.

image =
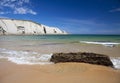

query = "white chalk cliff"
[0,18,67,35]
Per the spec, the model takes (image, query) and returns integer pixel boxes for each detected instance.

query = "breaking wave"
[80,41,120,47]
[110,57,120,69]
[0,48,53,65]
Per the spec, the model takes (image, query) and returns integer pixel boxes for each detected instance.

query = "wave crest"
[0,48,53,65]
[80,41,120,47]
[110,57,120,69]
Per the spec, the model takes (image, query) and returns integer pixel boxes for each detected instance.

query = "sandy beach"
[0,44,120,83]
[0,61,120,83]
[0,35,120,83]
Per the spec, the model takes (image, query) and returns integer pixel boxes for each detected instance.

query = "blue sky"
[0,0,120,34]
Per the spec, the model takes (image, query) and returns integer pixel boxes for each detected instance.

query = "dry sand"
[0,61,120,83]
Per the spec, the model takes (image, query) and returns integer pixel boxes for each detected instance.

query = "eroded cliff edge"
[0,18,67,35]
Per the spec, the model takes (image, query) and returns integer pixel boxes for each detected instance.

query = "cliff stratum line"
[0,18,67,35]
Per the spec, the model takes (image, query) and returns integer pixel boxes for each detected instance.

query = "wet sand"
[0,61,120,83]
[1,43,120,57]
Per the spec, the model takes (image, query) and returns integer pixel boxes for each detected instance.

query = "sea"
[0,34,120,69]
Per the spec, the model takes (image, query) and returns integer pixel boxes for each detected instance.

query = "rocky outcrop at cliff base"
[50,52,113,68]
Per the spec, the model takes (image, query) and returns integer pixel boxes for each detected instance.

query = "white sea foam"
[80,41,120,47]
[0,48,53,65]
[110,57,120,69]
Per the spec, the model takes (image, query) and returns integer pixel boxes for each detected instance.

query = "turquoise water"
[0,34,120,43]
[0,34,120,48]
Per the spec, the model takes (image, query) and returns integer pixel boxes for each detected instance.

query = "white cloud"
[109,8,120,12]
[17,0,29,6]
[28,9,37,15]
[14,7,37,15]
[14,7,27,14]
[0,0,29,7]
[0,0,37,15]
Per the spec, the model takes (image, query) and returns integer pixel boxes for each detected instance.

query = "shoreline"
[0,35,120,83]
[0,43,120,68]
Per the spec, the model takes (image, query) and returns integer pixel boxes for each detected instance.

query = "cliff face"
[0,18,67,35]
